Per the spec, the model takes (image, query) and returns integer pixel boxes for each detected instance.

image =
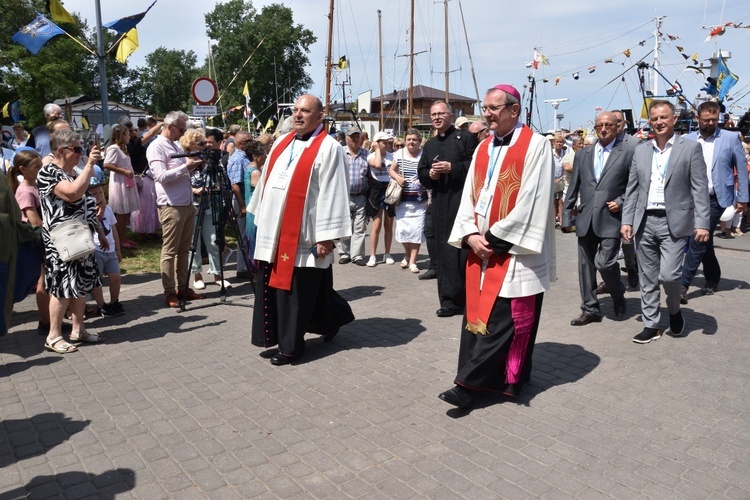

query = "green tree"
[0,0,142,127]
[205,0,316,125]
[0,0,92,127]
[131,47,200,117]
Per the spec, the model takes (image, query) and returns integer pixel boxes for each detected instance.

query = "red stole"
[261,130,328,291]
[465,126,533,334]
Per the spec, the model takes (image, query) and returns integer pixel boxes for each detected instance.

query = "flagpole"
[63,32,96,55]
[95,0,111,128]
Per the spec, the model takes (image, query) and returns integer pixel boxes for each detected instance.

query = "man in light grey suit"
[563,111,636,326]
[621,100,711,344]
[680,100,748,301]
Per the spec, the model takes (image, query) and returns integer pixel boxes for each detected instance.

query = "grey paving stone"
[2,231,750,497]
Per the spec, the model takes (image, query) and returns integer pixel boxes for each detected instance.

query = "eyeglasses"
[63,146,83,154]
[197,141,206,147]
[170,123,186,134]
[481,104,510,113]
[594,123,616,130]
[430,112,449,118]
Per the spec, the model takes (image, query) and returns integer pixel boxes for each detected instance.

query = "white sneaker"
[216,280,232,288]
[384,254,395,265]
[366,256,377,267]
[194,280,206,290]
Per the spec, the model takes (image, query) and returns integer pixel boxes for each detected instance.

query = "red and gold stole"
[465,126,533,334]
[261,130,328,291]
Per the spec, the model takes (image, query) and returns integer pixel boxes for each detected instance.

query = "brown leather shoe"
[570,313,603,326]
[178,288,205,300]
[595,282,609,295]
[165,292,180,308]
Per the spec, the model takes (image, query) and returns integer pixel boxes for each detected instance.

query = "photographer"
[146,111,205,308]
[179,129,229,291]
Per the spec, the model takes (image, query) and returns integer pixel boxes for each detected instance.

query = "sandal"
[45,337,78,354]
[400,259,408,269]
[70,331,104,343]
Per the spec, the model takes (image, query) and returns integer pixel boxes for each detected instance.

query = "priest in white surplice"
[438,84,556,409]
[248,94,354,366]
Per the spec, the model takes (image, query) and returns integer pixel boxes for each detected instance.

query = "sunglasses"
[63,146,84,154]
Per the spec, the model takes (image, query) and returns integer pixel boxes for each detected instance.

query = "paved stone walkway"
[2,229,750,499]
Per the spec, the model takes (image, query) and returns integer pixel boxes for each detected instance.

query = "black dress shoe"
[570,313,603,326]
[339,256,351,265]
[270,353,301,365]
[418,269,438,280]
[595,282,609,295]
[438,386,475,409]
[613,297,627,319]
[436,306,463,317]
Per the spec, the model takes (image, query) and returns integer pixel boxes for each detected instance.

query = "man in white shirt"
[146,111,205,307]
[621,100,710,344]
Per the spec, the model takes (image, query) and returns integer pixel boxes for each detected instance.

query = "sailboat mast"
[444,0,450,104]
[458,0,480,114]
[378,10,384,130]
[408,0,415,129]
[324,0,335,115]
[651,16,663,97]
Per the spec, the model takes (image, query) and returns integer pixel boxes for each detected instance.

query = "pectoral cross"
[281,253,290,262]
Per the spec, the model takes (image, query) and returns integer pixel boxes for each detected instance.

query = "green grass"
[120,228,239,275]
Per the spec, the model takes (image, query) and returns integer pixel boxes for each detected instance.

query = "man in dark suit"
[563,111,636,326]
[621,100,710,344]
[680,100,748,301]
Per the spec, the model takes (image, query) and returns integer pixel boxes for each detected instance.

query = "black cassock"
[252,262,354,357]
[417,125,478,310]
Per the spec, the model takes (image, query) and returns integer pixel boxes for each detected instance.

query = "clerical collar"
[438,125,455,138]
[295,131,315,141]
[492,129,514,147]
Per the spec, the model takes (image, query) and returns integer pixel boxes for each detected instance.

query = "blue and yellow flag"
[104,0,157,34]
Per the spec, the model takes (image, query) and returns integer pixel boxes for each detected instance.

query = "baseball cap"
[373,131,393,142]
[455,117,470,128]
[345,127,362,136]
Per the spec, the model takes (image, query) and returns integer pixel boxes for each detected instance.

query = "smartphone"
[94,133,101,151]
[432,155,440,163]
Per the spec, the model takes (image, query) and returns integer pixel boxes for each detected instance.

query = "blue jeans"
[681,196,722,288]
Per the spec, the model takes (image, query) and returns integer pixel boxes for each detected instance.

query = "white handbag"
[49,218,96,262]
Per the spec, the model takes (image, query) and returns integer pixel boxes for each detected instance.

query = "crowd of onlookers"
[3,99,750,353]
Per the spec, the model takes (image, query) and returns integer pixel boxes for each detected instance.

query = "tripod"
[176,149,250,311]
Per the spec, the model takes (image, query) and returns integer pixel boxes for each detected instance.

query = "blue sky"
[60,0,750,130]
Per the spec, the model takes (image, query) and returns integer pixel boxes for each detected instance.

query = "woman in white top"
[389,128,427,273]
